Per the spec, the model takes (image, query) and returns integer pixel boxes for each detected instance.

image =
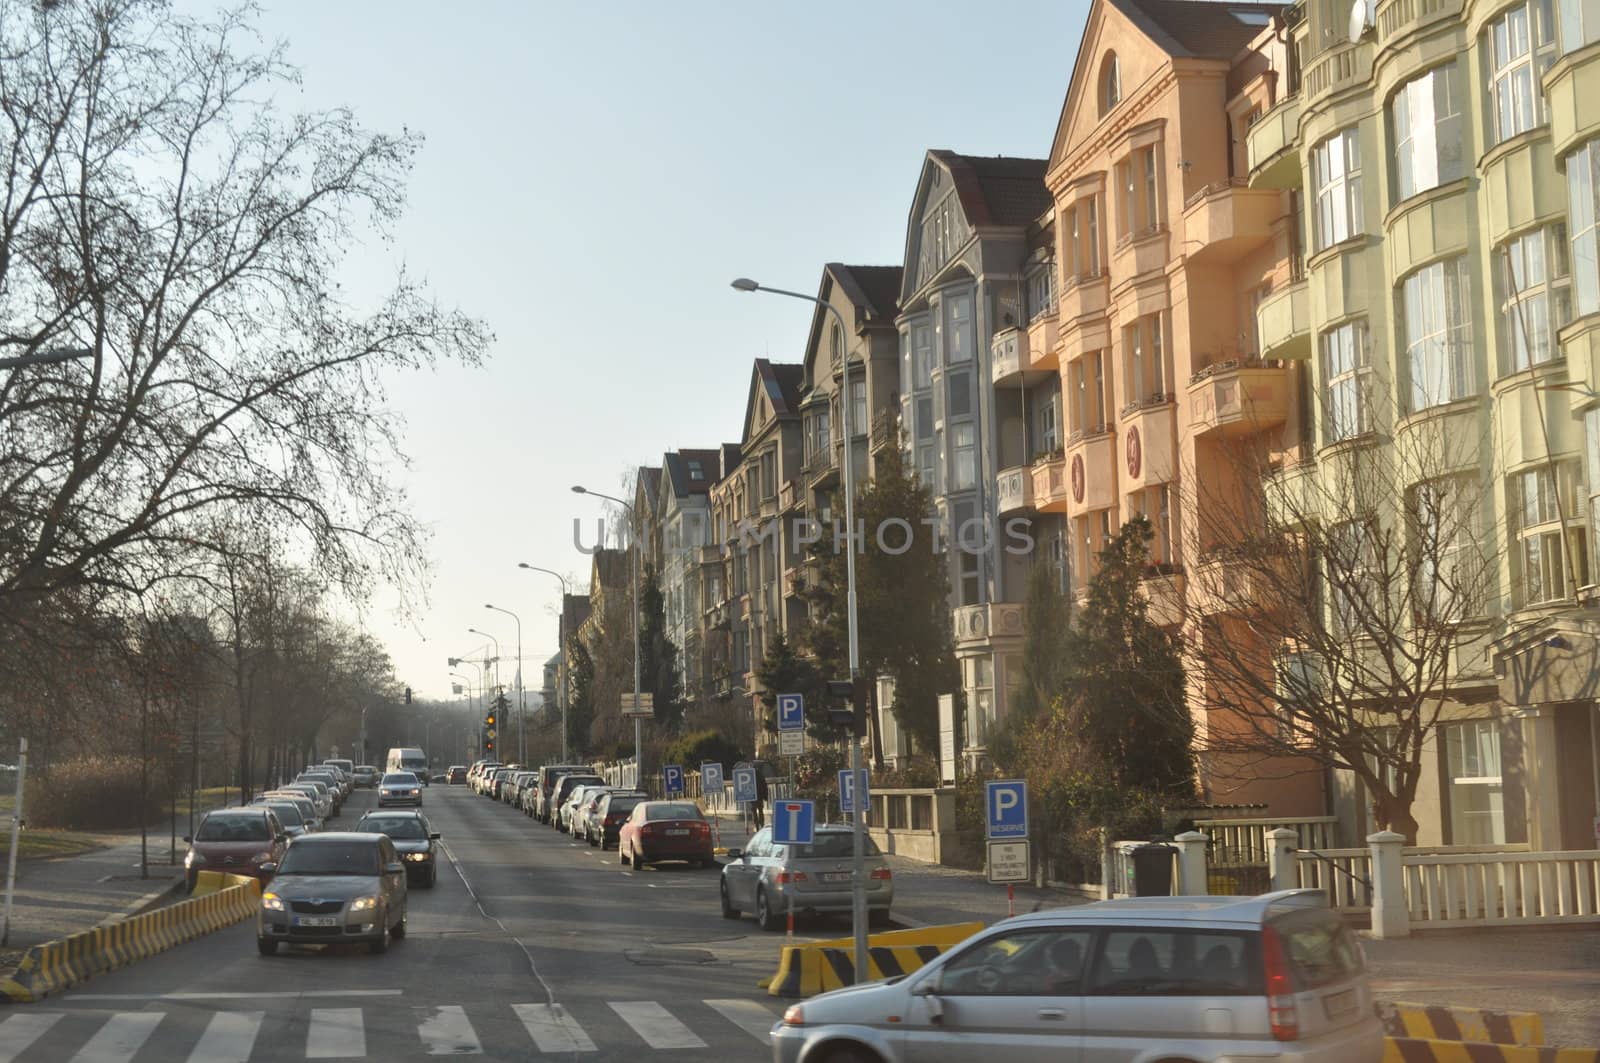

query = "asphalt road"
[2,785,798,1062]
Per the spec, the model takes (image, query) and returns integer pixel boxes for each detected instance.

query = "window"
[1123,313,1167,407]
[1410,475,1483,620]
[1566,139,1600,316]
[1036,391,1060,455]
[1560,0,1600,52]
[951,422,976,490]
[963,655,995,747]
[1086,196,1101,274]
[1027,263,1057,322]
[953,500,982,604]
[945,291,974,363]
[1497,225,1571,373]
[1088,929,1262,996]
[1312,128,1363,251]
[1321,319,1371,442]
[1067,196,1104,279]
[760,452,776,499]
[1328,519,1380,633]
[1511,462,1589,603]
[1101,52,1121,115]
[1117,146,1161,240]
[1401,257,1474,411]
[1391,63,1465,202]
[1586,408,1600,568]
[913,323,934,388]
[947,368,973,419]
[1130,486,1174,565]
[938,929,1094,996]
[849,379,867,435]
[687,460,705,481]
[1487,0,1555,144]
[1445,720,1505,845]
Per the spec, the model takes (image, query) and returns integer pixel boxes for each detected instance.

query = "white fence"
[1400,849,1600,928]
[1194,815,1338,863]
[1294,848,1373,912]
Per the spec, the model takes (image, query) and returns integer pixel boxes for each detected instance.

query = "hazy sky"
[238,1,1088,700]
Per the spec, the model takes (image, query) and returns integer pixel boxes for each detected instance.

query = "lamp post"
[450,672,476,760]
[572,485,644,785]
[485,604,525,763]
[0,346,92,371]
[519,564,573,762]
[448,654,486,753]
[467,628,501,727]
[732,275,868,982]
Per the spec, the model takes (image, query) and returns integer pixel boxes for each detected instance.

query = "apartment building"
[1242,0,1600,847]
[655,449,721,694]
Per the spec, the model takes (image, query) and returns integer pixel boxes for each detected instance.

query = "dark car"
[257,833,408,955]
[183,808,288,892]
[588,790,648,849]
[618,800,714,870]
[445,766,467,785]
[354,810,439,887]
[533,764,591,823]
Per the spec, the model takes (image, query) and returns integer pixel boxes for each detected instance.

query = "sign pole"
[1008,883,1015,918]
[2,738,28,947]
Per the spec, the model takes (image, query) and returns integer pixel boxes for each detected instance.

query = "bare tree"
[0,0,488,622]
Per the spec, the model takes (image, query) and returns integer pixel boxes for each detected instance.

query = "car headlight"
[185,851,204,867]
[262,892,285,911]
[409,789,420,796]
[404,852,428,862]
[347,896,379,912]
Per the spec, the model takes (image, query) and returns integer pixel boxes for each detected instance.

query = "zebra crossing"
[0,997,782,1060]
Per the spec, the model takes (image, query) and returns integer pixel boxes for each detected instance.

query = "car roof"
[292,832,385,845]
[988,889,1331,930]
[205,807,270,818]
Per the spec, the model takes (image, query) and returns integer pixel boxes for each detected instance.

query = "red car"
[183,807,288,892]
[618,800,715,870]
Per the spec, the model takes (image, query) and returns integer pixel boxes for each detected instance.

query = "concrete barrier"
[0,872,260,1002]
[762,922,982,998]
[1377,1002,1545,1047]
[1382,1040,1598,1062]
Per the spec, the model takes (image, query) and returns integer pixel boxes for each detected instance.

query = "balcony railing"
[997,466,1036,515]
[992,326,1026,385]
[778,476,804,512]
[804,447,838,485]
[1187,358,1290,437]
[1031,452,1070,513]
[952,602,1027,649]
[1247,95,1302,189]
[1258,280,1311,361]
[871,407,899,451]
[1182,179,1278,263]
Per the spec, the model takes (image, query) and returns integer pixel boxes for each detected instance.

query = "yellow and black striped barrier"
[1379,1002,1546,1047]
[1383,1039,1599,1062]
[0,871,260,1002]
[761,923,982,998]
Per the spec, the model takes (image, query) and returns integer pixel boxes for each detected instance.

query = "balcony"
[1187,360,1290,438]
[698,544,723,566]
[1257,280,1311,361]
[991,326,1027,386]
[1059,270,1109,326]
[952,602,1027,650]
[804,446,839,488]
[778,476,804,513]
[1118,397,1177,491]
[1112,225,1171,282]
[1064,430,1115,516]
[1026,310,1059,371]
[1190,546,1290,616]
[871,407,899,451]
[1247,95,1302,189]
[1031,452,1070,513]
[1182,180,1279,263]
[1140,568,1185,627]
[783,565,805,598]
[996,466,1036,516]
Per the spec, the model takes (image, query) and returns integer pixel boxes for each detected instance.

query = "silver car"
[280,783,333,822]
[257,833,408,956]
[769,889,1383,1063]
[722,825,893,931]
[377,771,424,808]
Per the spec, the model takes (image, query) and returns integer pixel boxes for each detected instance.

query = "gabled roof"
[802,264,905,388]
[740,358,804,445]
[663,448,722,498]
[1112,0,1282,59]
[929,151,1052,229]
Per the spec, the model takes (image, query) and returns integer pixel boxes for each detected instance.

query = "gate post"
[1267,827,1300,893]
[1173,831,1209,895]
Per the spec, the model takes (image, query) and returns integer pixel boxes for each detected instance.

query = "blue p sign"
[838,768,869,815]
[985,779,1029,839]
[733,766,758,804]
[701,762,724,797]
[771,799,815,846]
[663,764,685,797]
[777,693,805,731]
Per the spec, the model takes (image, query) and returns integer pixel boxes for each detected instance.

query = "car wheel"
[369,923,389,955]
[756,888,782,932]
[425,866,437,889]
[620,845,631,867]
[257,937,277,956]
[720,881,740,919]
[390,911,407,939]
[818,1045,881,1063]
[635,852,650,871]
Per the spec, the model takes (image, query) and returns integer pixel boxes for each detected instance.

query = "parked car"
[533,765,591,823]
[584,789,647,848]
[445,766,467,785]
[251,798,310,838]
[301,768,346,801]
[323,757,354,781]
[767,890,1383,1063]
[721,824,892,931]
[557,784,602,834]
[354,810,439,888]
[256,832,409,956]
[378,771,424,808]
[546,772,603,828]
[296,774,341,815]
[505,771,536,806]
[259,792,322,833]
[474,762,503,795]
[183,807,288,892]
[618,800,714,870]
[352,765,380,789]
[490,766,523,801]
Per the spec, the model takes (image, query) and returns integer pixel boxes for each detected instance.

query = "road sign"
[701,762,724,797]
[620,692,655,719]
[838,768,869,815]
[777,693,805,732]
[986,840,1031,884]
[778,730,805,757]
[771,799,815,846]
[985,779,1029,840]
[732,766,758,804]
[486,728,497,740]
[663,764,684,797]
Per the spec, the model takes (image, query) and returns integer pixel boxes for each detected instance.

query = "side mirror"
[259,863,278,876]
[429,832,441,840]
[384,862,405,875]
[724,848,743,860]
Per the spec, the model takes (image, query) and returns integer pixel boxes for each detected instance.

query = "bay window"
[1391,63,1465,202]
[1027,263,1056,322]
[1559,0,1600,52]
[850,379,867,435]
[1566,138,1600,316]
[1312,127,1363,251]
[1322,319,1372,442]
[1130,485,1175,566]
[951,422,976,491]
[1497,224,1571,373]
[1123,313,1167,408]
[1409,475,1483,621]
[1511,462,1589,604]
[1401,257,1475,411]
[1329,519,1380,634]
[1116,146,1161,240]
[1444,720,1505,845]
[944,291,974,363]
[1487,0,1555,145]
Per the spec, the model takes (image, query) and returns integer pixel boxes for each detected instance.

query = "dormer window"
[1101,53,1121,115]
[688,461,705,481]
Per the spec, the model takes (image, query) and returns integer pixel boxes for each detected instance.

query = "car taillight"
[692,822,710,834]
[775,871,808,884]
[640,825,657,836]
[605,815,622,825]
[1261,924,1299,1041]
[870,867,892,880]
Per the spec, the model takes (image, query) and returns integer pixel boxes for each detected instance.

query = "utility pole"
[3,738,29,946]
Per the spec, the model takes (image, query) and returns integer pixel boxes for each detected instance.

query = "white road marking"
[68,990,403,1001]
[186,1011,263,1063]
[69,1011,163,1063]
[704,999,778,1044]
[0,1013,63,1063]
[511,1003,595,1053]
[305,1008,365,1059]
[417,1005,482,1055]
[609,1001,706,1049]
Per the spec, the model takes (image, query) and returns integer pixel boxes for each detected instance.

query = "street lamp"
[466,628,501,712]
[572,484,644,785]
[485,603,525,763]
[520,563,573,762]
[732,275,869,982]
[0,346,92,371]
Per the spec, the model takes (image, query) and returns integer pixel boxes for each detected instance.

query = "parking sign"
[732,765,758,804]
[663,764,685,797]
[700,762,724,797]
[837,768,869,815]
[777,693,805,732]
[985,779,1029,840]
[771,800,815,846]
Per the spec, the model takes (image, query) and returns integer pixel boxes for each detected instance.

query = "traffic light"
[826,678,864,736]
[404,687,412,704]
[485,713,496,728]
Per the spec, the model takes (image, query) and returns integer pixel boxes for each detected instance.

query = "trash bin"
[1130,842,1177,896]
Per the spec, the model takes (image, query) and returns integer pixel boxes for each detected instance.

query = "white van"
[386,747,430,785]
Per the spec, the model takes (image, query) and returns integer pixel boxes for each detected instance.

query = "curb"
[0,871,259,1003]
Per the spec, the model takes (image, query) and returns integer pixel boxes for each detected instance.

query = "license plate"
[821,872,851,883]
[295,916,337,928]
[1322,988,1358,1020]
[665,828,690,836]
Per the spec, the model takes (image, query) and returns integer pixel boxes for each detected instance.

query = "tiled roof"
[1113,0,1283,58]
[932,152,1052,229]
[664,448,722,497]
[829,264,903,324]
[771,363,804,411]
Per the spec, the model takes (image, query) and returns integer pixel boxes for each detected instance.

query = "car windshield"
[383,773,418,785]
[645,803,702,821]
[788,833,882,858]
[278,843,381,876]
[359,818,428,840]
[607,798,642,815]
[196,815,271,842]
[260,803,304,827]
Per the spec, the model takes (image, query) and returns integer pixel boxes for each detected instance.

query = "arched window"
[1101,52,1121,115]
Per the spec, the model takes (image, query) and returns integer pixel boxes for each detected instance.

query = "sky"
[235,1,1089,700]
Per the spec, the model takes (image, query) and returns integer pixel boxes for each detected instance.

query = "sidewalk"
[0,835,184,967]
